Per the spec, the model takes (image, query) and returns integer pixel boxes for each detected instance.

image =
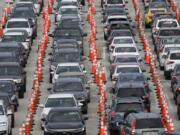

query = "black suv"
[0,62,26,98]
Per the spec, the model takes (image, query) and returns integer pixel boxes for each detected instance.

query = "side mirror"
[83,116,88,121]
[39,104,44,108]
[142,69,146,72]
[48,52,52,55]
[78,102,83,107]
[48,33,54,37]
[7,110,13,115]
[83,33,87,37]
[47,87,52,91]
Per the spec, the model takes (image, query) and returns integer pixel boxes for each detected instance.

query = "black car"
[0,42,27,66]
[44,108,87,135]
[0,80,19,111]
[0,62,26,98]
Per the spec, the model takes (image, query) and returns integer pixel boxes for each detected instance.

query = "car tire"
[19,91,24,99]
[49,74,52,83]
[104,33,107,40]
[8,129,12,135]
[82,105,88,114]
[160,65,164,70]
[164,71,170,80]
[11,115,14,128]
[15,106,18,112]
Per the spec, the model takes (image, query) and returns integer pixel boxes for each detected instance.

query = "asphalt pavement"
[0,0,179,135]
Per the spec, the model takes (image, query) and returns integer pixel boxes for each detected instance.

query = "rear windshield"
[111,31,132,37]
[114,38,133,44]
[170,53,180,59]
[159,30,180,36]
[117,88,145,97]
[7,21,29,28]
[115,103,143,112]
[114,57,137,63]
[115,47,136,52]
[117,67,140,73]
[158,21,178,28]
[136,118,164,129]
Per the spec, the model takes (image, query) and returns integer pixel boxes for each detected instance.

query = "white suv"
[4,18,33,38]
[164,50,180,79]
[159,45,180,70]
[0,100,12,135]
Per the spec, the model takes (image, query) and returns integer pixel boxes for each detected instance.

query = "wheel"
[164,71,170,80]
[49,74,52,83]
[8,129,12,135]
[11,115,14,128]
[160,65,164,70]
[18,91,24,99]
[104,33,107,40]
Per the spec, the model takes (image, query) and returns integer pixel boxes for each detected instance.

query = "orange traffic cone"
[0,23,3,38]
[101,66,106,83]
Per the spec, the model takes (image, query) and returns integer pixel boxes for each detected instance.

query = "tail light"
[111,111,116,118]
[167,61,174,65]
[131,119,136,135]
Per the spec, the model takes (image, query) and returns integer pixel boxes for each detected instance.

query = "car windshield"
[115,103,143,112]
[54,82,83,92]
[48,111,81,122]
[106,9,125,15]
[53,52,80,62]
[136,118,164,129]
[117,67,140,73]
[45,98,76,108]
[117,88,145,97]
[150,2,167,8]
[60,8,78,14]
[0,83,13,93]
[2,35,25,42]
[170,53,180,60]
[111,23,130,29]
[119,75,144,82]
[158,21,178,28]
[165,47,180,53]
[113,38,133,44]
[159,30,180,36]
[150,9,166,14]
[12,10,35,18]
[114,57,137,63]
[0,66,20,76]
[59,76,86,84]
[107,0,123,4]
[0,106,4,115]
[115,47,136,53]
[55,29,81,40]
[7,21,29,28]
[56,66,81,74]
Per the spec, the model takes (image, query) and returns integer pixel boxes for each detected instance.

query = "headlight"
[14,79,22,83]
[50,65,56,71]
[0,122,7,127]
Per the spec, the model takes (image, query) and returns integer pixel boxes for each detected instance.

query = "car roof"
[57,63,80,67]
[48,93,75,99]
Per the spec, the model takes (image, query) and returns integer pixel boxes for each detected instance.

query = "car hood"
[46,121,83,130]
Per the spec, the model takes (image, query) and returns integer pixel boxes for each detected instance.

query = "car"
[164,50,180,79]
[158,44,180,70]
[39,93,82,128]
[109,36,136,51]
[4,18,33,38]
[108,97,146,135]
[0,100,12,135]
[144,2,169,27]
[55,5,80,22]
[0,62,26,98]
[106,29,134,46]
[121,112,165,135]
[114,73,150,92]
[110,55,140,77]
[50,78,88,113]
[109,45,140,62]
[0,42,27,67]
[43,108,87,135]
[0,80,19,111]
[2,31,32,52]
[51,63,85,83]
[171,64,180,90]
[153,28,180,53]
[10,6,37,38]
[114,83,150,111]
[112,64,143,81]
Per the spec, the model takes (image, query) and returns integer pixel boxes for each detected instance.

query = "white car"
[109,45,140,62]
[159,44,180,70]
[56,5,80,22]
[3,31,31,51]
[109,36,136,51]
[39,94,82,128]
[0,100,12,135]
[4,18,33,38]
[52,63,85,83]
[164,50,180,79]
[112,64,142,81]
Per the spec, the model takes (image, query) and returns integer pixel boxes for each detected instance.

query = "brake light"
[167,61,174,65]
[111,111,116,118]
[131,119,136,135]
